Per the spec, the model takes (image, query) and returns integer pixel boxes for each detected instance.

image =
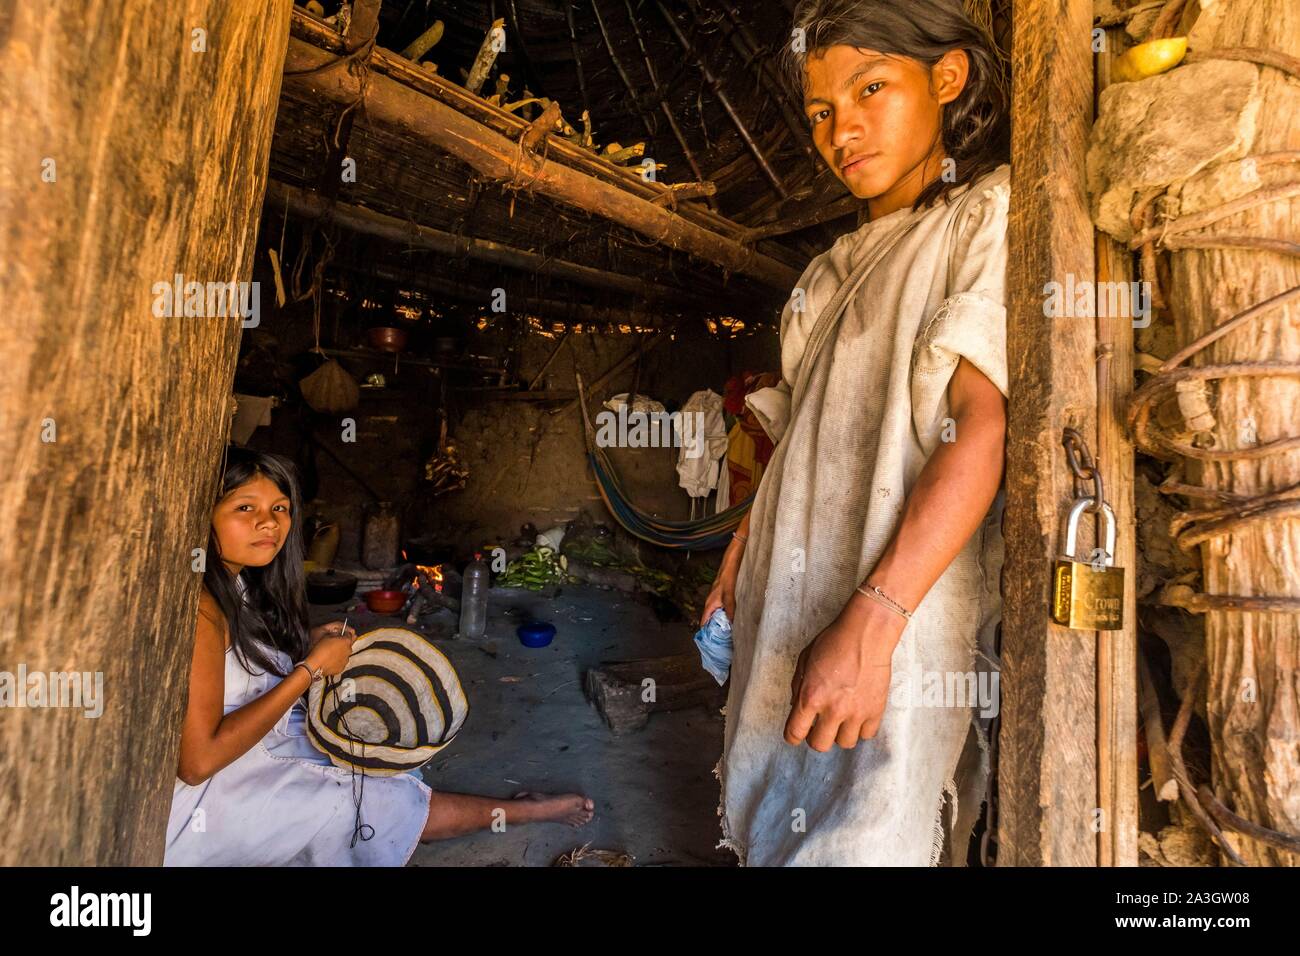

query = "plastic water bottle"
[458,552,489,639]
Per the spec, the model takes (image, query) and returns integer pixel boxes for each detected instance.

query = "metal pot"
[367,326,409,353]
[307,570,357,605]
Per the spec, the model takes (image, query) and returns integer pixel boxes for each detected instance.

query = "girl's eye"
[809,109,830,126]
[860,81,884,98]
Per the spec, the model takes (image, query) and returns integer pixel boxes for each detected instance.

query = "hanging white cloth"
[676,389,729,503]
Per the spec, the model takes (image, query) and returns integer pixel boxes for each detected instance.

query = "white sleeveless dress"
[164,588,432,866]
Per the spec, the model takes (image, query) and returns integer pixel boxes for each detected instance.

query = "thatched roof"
[266,1,859,328]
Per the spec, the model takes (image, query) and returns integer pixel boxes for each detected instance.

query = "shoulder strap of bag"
[789,179,991,408]
[789,214,922,406]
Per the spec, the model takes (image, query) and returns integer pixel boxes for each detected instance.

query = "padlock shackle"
[1062,497,1117,566]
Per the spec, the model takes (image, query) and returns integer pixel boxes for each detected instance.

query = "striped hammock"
[575,372,753,550]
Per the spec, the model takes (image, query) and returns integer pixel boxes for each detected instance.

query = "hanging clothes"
[722,372,780,502]
[719,164,1010,867]
[676,389,729,508]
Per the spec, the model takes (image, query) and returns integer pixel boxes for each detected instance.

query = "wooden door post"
[0,0,293,865]
[999,0,1100,866]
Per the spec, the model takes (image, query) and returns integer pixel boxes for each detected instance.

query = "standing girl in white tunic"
[701,0,1011,866]
[165,449,593,866]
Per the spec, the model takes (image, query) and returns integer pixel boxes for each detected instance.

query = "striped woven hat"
[307,627,469,775]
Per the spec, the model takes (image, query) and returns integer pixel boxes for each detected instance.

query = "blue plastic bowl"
[517,621,556,648]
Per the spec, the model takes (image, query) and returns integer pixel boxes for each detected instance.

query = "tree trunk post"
[0,0,293,865]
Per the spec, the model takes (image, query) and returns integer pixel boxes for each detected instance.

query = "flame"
[413,564,444,593]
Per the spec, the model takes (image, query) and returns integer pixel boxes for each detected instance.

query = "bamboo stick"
[591,0,659,144]
[620,0,712,199]
[652,0,788,199]
[565,4,591,119]
[400,20,444,61]
[267,180,716,300]
[528,331,573,389]
[465,18,505,95]
[553,324,678,416]
[687,0,815,165]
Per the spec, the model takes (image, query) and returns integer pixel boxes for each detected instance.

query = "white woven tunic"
[165,601,431,866]
[720,164,1010,867]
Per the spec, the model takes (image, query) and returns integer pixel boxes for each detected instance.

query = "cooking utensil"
[367,326,408,353]
[307,570,357,605]
[363,589,406,614]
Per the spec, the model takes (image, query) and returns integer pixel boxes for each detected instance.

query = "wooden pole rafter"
[651,0,788,199]
[281,32,801,289]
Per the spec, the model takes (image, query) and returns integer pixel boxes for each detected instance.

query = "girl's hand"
[700,566,738,626]
[309,620,356,648]
[784,596,906,751]
[306,636,354,678]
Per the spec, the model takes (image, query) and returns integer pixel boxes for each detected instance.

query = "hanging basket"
[299,358,359,414]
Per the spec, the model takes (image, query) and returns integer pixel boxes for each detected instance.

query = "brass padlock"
[1052,497,1125,631]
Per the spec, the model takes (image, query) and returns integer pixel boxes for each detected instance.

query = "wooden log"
[465,17,505,95]
[400,20,444,61]
[585,653,725,734]
[1094,27,1141,868]
[281,35,801,290]
[0,0,293,865]
[332,259,688,325]
[286,10,778,250]
[347,0,383,45]
[1164,0,1300,867]
[266,180,713,302]
[998,0,1099,867]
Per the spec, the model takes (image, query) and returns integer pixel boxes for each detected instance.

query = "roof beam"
[281,33,800,289]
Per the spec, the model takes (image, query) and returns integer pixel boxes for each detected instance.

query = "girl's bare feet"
[512,791,595,827]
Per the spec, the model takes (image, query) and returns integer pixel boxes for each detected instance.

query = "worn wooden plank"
[1094,26,1141,869]
[0,0,293,864]
[999,0,1099,866]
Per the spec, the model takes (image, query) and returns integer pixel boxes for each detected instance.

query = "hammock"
[575,373,753,550]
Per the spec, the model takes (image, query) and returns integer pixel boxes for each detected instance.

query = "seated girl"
[165,448,593,866]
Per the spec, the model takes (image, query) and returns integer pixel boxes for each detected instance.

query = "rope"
[1125,145,1300,613]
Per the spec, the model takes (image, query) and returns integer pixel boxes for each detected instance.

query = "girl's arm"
[699,492,754,624]
[176,592,331,785]
[784,357,1006,751]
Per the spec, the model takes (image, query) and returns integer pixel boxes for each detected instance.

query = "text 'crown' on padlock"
[1052,497,1125,631]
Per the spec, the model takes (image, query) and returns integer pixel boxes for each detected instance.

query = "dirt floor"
[309,582,734,867]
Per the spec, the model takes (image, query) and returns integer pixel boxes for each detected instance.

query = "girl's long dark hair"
[784,0,1009,211]
[204,448,310,677]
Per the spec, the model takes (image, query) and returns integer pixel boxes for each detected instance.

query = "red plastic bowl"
[363,589,405,614]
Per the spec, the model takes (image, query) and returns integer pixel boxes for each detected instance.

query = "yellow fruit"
[1112,37,1188,83]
